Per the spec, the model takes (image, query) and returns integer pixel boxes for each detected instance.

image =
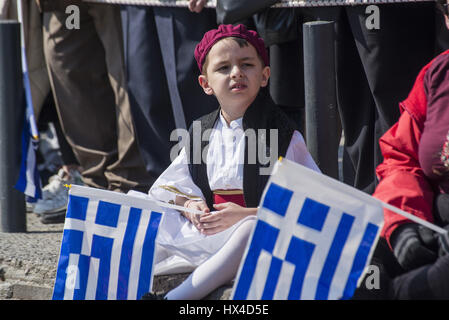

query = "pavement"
[0,212,232,300]
[0,213,62,299]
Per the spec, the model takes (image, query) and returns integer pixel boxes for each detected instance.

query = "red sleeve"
[373,108,434,249]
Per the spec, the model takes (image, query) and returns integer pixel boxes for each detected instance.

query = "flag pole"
[154,200,205,217]
[278,157,447,235]
[380,201,447,234]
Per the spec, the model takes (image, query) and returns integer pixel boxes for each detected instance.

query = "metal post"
[303,21,340,180]
[0,21,26,232]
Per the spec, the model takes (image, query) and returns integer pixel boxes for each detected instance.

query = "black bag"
[216,0,279,24]
[253,8,298,47]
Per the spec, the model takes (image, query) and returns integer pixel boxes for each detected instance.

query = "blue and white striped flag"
[14,0,41,199]
[15,114,41,199]
[53,185,162,300]
[232,158,384,300]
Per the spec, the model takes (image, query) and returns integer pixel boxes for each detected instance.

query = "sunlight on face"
[198,38,270,119]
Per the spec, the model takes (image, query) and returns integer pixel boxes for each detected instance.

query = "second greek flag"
[232,158,384,300]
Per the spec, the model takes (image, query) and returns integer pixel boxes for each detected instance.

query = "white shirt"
[207,114,245,190]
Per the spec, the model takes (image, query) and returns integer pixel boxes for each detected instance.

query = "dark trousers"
[120,6,218,182]
[301,3,437,193]
[353,237,449,300]
[37,92,78,166]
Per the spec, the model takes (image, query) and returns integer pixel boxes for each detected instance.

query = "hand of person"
[183,199,210,231]
[391,223,438,271]
[188,0,207,13]
[198,202,256,236]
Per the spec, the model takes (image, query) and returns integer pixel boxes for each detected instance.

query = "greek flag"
[53,185,162,300]
[232,158,384,300]
[14,0,41,199]
[15,113,41,199]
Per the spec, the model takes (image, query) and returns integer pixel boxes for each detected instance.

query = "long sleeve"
[148,147,205,203]
[373,110,434,247]
[285,130,321,173]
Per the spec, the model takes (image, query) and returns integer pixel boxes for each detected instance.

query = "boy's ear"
[260,66,271,88]
[198,75,214,95]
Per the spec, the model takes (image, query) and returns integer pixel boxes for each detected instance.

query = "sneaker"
[34,190,68,215]
[34,168,83,215]
[41,168,66,201]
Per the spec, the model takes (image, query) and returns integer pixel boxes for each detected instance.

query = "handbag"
[253,8,299,47]
[216,0,279,25]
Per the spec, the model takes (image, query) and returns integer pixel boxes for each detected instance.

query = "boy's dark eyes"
[216,65,229,71]
[215,63,254,72]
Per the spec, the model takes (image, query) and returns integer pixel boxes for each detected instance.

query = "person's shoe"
[140,292,167,300]
[34,168,83,215]
[34,189,69,215]
[41,168,66,200]
[40,210,66,224]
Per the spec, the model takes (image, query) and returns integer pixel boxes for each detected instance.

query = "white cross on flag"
[232,158,384,300]
[52,185,162,300]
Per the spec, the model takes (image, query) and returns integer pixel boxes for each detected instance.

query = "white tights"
[164,218,256,300]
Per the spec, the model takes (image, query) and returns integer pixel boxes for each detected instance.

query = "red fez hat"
[194,24,269,73]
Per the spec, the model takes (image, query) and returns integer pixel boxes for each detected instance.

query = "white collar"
[219,111,243,130]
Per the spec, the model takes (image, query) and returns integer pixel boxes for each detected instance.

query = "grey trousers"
[42,3,153,193]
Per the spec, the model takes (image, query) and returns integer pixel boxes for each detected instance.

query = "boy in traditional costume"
[143,24,319,299]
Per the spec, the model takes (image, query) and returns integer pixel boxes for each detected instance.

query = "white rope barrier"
[83,0,433,7]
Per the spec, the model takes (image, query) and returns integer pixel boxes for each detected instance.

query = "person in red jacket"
[367,0,449,299]
[374,48,449,262]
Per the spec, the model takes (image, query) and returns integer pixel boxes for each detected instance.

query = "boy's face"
[198,38,270,113]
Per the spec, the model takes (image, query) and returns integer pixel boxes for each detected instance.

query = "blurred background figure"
[1,0,84,224]
[41,0,153,197]
[119,1,218,185]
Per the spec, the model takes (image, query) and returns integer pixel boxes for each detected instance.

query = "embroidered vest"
[187,89,298,209]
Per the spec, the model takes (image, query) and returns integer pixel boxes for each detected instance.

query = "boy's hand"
[188,0,207,13]
[198,202,255,236]
[184,200,210,231]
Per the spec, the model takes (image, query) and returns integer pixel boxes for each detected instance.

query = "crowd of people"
[2,0,449,300]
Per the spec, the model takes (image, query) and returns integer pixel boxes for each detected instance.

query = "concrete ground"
[0,213,62,299]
